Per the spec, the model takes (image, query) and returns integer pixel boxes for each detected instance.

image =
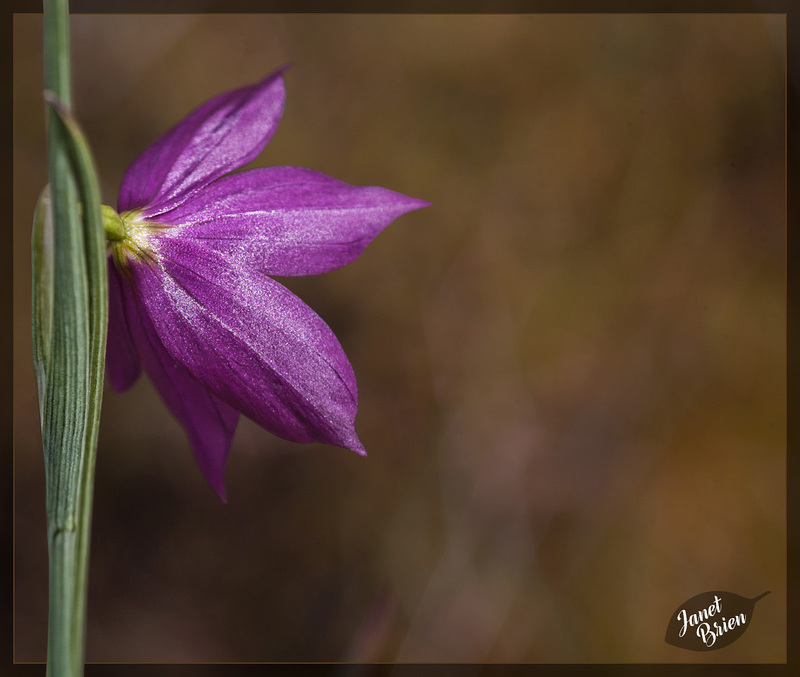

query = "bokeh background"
[13,14,785,663]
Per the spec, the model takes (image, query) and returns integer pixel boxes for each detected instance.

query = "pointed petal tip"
[198,456,232,503]
[409,197,433,210]
[270,63,293,79]
[194,453,230,503]
[259,65,289,91]
[210,478,229,503]
[119,65,291,214]
[393,194,432,216]
[348,437,367,457]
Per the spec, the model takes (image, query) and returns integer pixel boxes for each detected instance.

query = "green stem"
[37,1,107,675]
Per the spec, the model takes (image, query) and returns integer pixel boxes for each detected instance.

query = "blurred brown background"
[13,14,785,663]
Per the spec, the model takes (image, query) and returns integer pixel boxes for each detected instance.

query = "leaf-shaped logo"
[665,590,770,651]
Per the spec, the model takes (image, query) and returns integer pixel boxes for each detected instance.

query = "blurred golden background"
[14,14,785,663]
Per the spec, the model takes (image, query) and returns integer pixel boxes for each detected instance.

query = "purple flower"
[103,69,429,500]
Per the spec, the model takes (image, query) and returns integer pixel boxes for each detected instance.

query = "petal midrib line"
[158,249,358,412]
[162,203,395,228]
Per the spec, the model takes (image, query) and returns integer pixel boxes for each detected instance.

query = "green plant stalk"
[36,1,107,675]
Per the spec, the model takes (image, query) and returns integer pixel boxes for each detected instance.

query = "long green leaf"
[39,1,108,675]
[44,91,108,674]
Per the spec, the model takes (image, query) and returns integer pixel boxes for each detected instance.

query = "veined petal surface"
[132,236,364,455]
[117,70,286,216]
[114,261,240,500]
[156,166,431,276]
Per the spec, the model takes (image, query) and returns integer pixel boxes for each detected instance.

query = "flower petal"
[117,265,240,500]
[131,236,364,456]
[155,166,431,276]
[117,69,286,216]
[106,261,141,391]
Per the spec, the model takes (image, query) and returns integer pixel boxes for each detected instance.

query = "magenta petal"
[106,261,141,391]
[117,69,286,215]
[155,166,431,276]
[133,237,364,455]
[120,269,240,500]
[108,68,430,499]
